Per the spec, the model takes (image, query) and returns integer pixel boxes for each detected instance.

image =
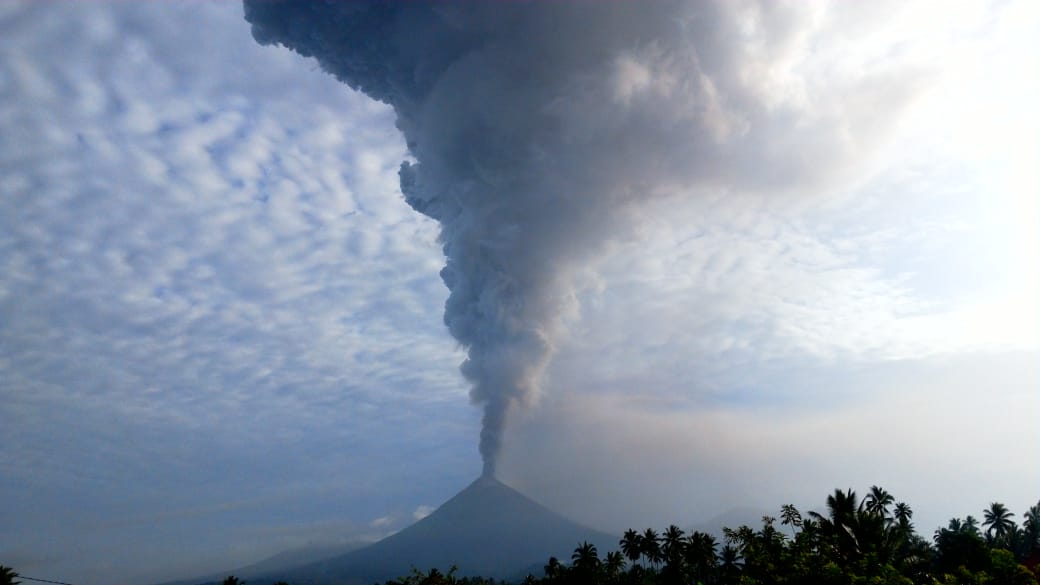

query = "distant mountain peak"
[256,476,618,584]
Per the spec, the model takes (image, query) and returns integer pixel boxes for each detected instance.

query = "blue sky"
[1,2,1038,584]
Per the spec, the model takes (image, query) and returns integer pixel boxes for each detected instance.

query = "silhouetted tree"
[661,525,685,573]
[388,566,468,585]
[780,503,802,537]
[893,502,912,528]
[603,551,625,584]
[543,556,564,582]
[572,541,600,572]
[0,566,20,585]
[569,541,601,585]
[863,485,895,520]
[935,517,991,575]
[718,544,742,583]
[1022,500,1040,563]
[985,502,1017,547]
[640,528,661,570]
[619,529,642,570]
[684,531,718,584]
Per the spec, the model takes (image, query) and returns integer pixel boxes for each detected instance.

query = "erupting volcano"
[244,477,616,584]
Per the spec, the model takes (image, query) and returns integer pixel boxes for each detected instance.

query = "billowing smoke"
[244,1,913,477]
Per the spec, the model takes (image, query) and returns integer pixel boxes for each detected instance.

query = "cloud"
[369,516,394,529]
[0,3,473,582]
[412,505,435,522]
[243,0,946,477]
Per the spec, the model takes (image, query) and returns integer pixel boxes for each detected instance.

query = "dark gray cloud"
[244,1,922,475]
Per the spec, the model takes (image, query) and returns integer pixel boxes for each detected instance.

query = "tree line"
[391,486,1040,585]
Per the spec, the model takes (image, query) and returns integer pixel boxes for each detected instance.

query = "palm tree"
[893,502,912,524]
[604,550,626,582]
[893,502,913,534]
[780,504,802,536]
[798,517,821,553]
[620,528,642,568]
[863,485,894,520]
[719,544,743,582]
[1023,501,1040,556]
[572,541,601,578]
[543,556,563,581]
[0,567,19,585]
[641,527,662,570]
[222,576,244,585]
[819,488,858,530]
[662,524,686,568]
[684,531,718,582]
[810,488,860,564]
[963,515,980,535]
[723,523,759,573]
[983,502,1016,545]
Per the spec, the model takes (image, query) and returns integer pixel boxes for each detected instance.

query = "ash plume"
[244,1,916,477]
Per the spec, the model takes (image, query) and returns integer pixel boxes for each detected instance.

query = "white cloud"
[369,516,394,529]
[413,505,435,521]
[0,3,474,583]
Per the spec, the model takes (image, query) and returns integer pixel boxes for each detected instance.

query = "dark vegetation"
[388,489,1039,585]
[3,487,1038,585]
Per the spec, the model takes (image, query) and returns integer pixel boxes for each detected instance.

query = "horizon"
[2,1,1038,584]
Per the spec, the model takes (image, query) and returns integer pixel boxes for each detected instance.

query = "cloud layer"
[1,3,470,582]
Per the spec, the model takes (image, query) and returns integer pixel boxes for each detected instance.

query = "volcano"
[254,476,617,584]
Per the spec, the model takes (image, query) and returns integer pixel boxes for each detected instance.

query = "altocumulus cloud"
[1,3,473,583]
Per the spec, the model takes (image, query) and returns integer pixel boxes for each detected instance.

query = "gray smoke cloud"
[244,1,916,477]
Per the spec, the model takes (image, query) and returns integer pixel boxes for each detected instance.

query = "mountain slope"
[262,476,617,584]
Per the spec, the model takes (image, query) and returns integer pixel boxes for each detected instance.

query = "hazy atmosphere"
[1,1,1038,584]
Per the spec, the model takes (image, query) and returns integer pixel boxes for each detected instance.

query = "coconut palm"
[718,544,743,581]
[823,488,859,529]
[1022,501,1040,559]
[684,531,718,582]
[620,528,642,568]
[893,502,912,524]
[863,485,894,520]
[603,550,626,582]
[723,525,756,553]
[641,528,662,570]
[893,502,914,535]
[963,515,980,535]
[543,556,563,581]
[809,488,861,564]
[780,504,803,536]
[983,502,1016,545]
[797,517,821,553]
[571,541,600,575]
[662,524,686,567]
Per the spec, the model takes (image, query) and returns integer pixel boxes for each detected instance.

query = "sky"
[1,1,1038,584]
